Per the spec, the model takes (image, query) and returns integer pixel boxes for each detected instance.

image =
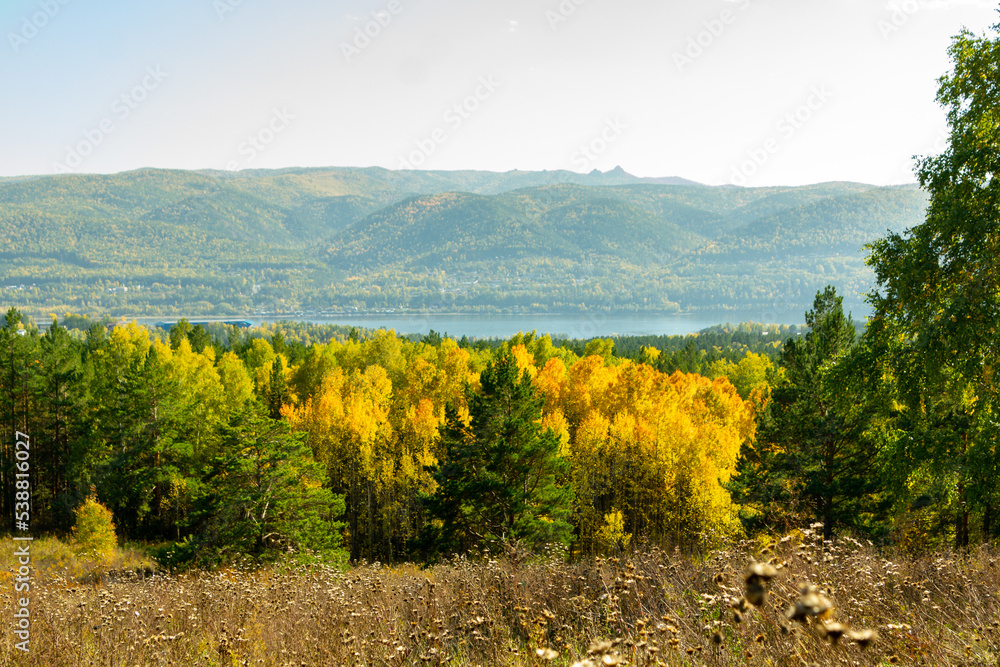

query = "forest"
[0,309,764,564]
[0,166,926,319]
[2,20,1000,667]
[1,18,997,566]
[0,269,993,568]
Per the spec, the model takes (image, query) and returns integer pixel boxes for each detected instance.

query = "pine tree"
[89,323,179,539]
[33,319,84,531]
[421,350,573,556]
[193,407,344,560]
[736,287,879,539]
[0,309,39,524]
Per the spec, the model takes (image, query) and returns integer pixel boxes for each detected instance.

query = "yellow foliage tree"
[74,496,117,561]
[285,330,756,557]
[553,357,755,552]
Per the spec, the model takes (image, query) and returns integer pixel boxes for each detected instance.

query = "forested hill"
[322,188,705,269]
[0,166,928,319]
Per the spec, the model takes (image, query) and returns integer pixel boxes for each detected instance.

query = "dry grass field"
[1,528,998,666]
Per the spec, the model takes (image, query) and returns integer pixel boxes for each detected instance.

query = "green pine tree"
[0,309,39,525]
[192,407,344,561]
[421,350,573,557]
[734,287,881,539]
[32,319,85,531]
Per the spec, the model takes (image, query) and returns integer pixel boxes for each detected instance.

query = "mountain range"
[0,166,928,321]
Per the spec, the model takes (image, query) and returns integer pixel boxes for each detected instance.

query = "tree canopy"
[420,350,573,557]
[866,22,1000,546]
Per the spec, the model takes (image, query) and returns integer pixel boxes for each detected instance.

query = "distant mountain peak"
[586,165,633,178]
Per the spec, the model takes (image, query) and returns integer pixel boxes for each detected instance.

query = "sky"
[1,0,997,186]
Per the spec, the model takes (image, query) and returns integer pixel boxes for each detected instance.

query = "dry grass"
[0,536,155,586]
[1,528,998,666]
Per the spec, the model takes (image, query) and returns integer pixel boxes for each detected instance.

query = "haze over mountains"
[0,166,928,321]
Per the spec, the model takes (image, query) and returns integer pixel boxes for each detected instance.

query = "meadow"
[2,528,997,666]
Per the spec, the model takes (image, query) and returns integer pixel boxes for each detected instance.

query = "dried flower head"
[746,562,778,583]
[787,584,833,623]
[820,622,846,644]
[847,628,878,649]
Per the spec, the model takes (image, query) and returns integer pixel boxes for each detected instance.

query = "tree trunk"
[956,482,970,549]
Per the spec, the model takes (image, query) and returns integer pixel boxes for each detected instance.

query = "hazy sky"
[1,0,996,185]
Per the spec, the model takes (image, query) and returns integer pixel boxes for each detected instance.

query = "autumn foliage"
[283,330,757,560]
[72,496,117,561]
[0,312,763,564]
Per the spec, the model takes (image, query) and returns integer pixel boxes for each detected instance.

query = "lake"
[160,310,807,339]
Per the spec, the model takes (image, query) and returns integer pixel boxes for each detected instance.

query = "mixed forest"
[0,310,772,565]
[2,19,1000,567]
[2,20,1000,667]
[0,267,995,568]
[0,165,926,319]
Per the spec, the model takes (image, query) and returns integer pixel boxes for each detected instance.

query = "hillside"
[323,186,705,270]
[0,167,929,319]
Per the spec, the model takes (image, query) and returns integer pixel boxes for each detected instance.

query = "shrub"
[73,496,117,560]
